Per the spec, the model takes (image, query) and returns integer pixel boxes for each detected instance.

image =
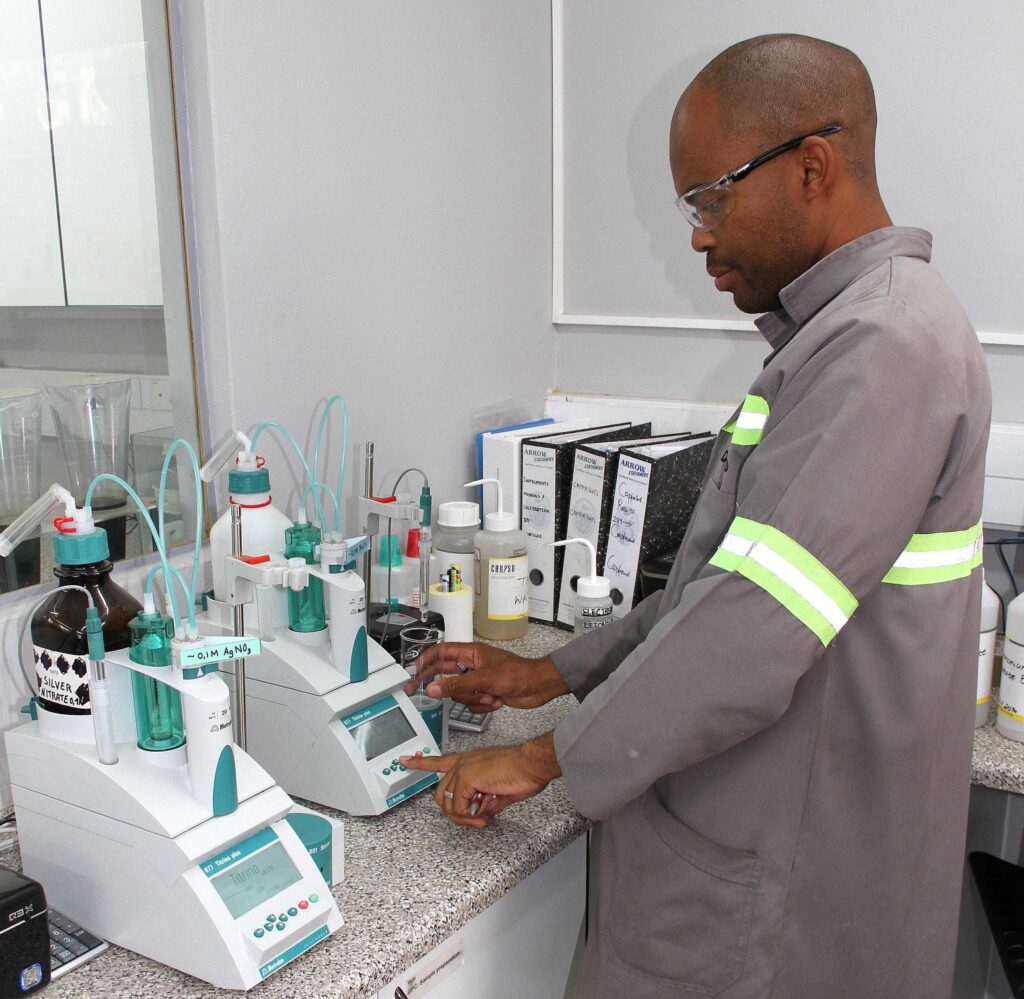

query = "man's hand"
[400,733,561,828]
[403,642,569,714]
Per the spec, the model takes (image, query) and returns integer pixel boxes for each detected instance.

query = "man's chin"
[730,286,781,315]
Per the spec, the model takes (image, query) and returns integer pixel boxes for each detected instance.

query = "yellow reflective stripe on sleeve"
[882,521,983,585]
[729,395,769,446]
[709,516,857,646]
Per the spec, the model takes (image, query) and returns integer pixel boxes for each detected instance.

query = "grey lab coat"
[551,228,991,998]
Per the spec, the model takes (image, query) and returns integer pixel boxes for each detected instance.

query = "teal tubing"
[145,562,193,632]
[158,439,203,609]
[83,473,182,632]
[249,420,327,529]
[312,395,348,533]
[300,481,341,534]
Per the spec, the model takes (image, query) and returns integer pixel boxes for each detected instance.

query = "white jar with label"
[997,587,1024,741]
[434,501,479,596]
[978,572,999,727]
[465,478,528,640]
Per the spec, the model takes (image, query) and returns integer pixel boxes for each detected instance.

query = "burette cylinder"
[285,522,326,633]
[128,611,185,752]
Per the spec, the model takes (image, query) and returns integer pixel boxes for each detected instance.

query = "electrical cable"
[391,467,429,496]
[997,543,1019,597]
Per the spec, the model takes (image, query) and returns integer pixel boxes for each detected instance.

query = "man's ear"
[799,135,835,200]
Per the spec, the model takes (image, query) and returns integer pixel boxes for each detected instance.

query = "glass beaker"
[399,625,446,749]
[47,379,132,510]
[0,388,42,521]
[0,388,43,591]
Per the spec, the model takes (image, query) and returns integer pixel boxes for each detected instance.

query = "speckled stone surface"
[970,692,1024,794]
[10,625,584,999]
[12,627,1024,996]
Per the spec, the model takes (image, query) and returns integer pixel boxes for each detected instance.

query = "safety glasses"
[676,124,842,231]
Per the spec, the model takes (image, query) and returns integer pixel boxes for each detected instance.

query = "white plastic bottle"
[997,588,1024,741]
[551,537,613,636]
[210,452,293,601]
[434,501,479,596]
[978,573,999,727]
[464,478,528,640]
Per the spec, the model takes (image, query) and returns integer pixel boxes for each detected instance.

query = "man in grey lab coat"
[402,34,990,998]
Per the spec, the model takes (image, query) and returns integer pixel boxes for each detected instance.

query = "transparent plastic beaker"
[400,625,446,748]
[47,379,131,510]
[0,388,42,521]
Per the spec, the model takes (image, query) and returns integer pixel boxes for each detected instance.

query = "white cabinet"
[0,0,162,306]
[41,0,162,305]
[379,835,587,999]
[0,0,65,305]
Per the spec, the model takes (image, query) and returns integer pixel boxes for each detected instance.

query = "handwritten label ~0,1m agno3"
[179,637,262,666]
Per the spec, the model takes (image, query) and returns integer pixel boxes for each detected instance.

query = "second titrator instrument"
[200,432,442,817]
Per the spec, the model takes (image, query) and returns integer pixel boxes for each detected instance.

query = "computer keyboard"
[447,701,493,734]
[48,907,109,978]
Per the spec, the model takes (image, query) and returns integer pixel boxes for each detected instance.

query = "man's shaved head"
[669,35,891,313]
[679,34,878,182]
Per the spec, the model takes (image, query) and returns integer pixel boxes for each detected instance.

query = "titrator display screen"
[350,706,416,761]
[210,842,302,919]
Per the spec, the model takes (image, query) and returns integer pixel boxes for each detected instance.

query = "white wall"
[174,1,557,522]
[553,6,1024,423]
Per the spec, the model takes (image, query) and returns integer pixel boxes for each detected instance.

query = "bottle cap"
[551,538,610,599]
[228,452,270,494]
[406,528,421,558]
[464,479,515,532]
[437,501,481,528]
[577,575,611,599]
[53,526,110,566]
[379,535,402,567]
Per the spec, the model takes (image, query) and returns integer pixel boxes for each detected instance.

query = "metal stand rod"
[230,503,247,751]
[363,442,374,608]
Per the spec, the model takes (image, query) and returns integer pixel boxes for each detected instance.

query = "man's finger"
[400,752,457,773]
[419,642,479,671]
[429,672,493,701]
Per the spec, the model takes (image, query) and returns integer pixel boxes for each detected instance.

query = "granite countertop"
[969,693,1024,794]
[12,626,1024,997]
[34,625,585,999]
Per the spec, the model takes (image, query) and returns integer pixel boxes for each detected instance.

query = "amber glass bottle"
[31,527,142,716]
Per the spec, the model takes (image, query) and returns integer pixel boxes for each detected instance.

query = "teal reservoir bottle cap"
[228,468,271,495]
[53,527,110,566]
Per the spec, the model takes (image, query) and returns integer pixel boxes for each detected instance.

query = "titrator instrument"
[199,490,443,817]
[0,474,343,991]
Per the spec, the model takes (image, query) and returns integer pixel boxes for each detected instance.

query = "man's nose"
[691,226,716,253]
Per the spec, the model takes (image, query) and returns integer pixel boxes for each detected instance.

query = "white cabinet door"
[0,0,65,305]
[40,0,162,305]
[380,835,587,999]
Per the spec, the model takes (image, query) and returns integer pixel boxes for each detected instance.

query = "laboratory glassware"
[400,625,446,748]
[46,380,132,510]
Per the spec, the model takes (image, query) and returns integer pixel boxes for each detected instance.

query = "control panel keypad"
[252,892,324,939]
